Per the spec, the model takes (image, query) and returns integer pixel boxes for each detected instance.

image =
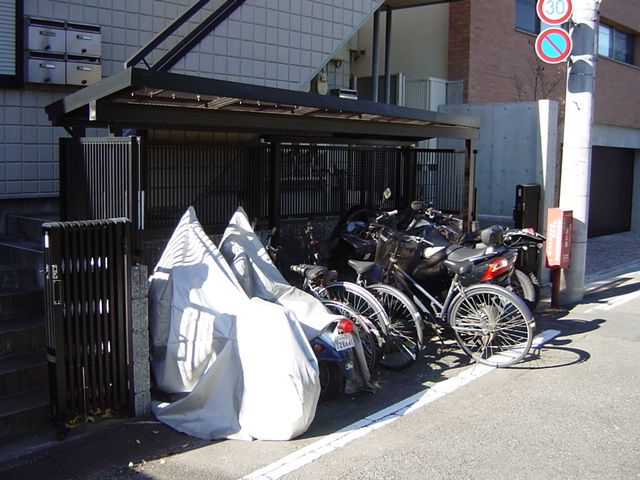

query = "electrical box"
[514,183,541,272]
[513,184,540,230]
[545,208,572,268]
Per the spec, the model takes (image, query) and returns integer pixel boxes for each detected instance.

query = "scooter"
[263,227,361,400]
[310,317,358,401]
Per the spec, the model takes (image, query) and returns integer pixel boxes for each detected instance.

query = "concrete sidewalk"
[0,231,638,480]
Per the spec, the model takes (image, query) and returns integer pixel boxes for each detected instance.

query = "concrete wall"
[439,100,559,231]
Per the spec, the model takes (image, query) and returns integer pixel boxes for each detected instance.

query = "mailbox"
[25,18,101,86]
[545,208,572,268]
[27,54,66,84]
[66,57,101,86]
[27,20,66,54]
[66,24,102,57]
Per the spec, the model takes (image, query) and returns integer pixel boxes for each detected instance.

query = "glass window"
[516,0,540,34]
[598,25,611,57]
[0,0,22,87]
[598,23,635,65]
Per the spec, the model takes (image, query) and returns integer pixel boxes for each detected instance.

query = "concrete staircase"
[0,214,54,441]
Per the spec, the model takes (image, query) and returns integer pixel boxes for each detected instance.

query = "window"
[598,24,635,65]
[0,0,22,87]
[516,0,540,34]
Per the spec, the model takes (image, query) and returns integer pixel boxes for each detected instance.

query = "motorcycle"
[401,200,545,311]
[263,226,366,400]
[328,200,520,306]
[310,316,359,401]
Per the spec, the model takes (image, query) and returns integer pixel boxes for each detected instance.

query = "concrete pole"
[558,0,601,304]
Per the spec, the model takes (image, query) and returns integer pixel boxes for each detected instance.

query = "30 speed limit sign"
[536,0,573,25]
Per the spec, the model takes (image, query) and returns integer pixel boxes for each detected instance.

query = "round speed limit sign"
[536,0,573,25]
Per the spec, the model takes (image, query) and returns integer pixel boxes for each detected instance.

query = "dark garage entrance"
[589,146,635,237]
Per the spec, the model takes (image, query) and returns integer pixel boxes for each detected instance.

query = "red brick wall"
[595,1,640,129]
[447,0,471,101]
[594,58,640,129]
[448,0,640,129]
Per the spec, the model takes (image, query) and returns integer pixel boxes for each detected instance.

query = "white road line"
[584,289,640,313]
[241,329,560,480]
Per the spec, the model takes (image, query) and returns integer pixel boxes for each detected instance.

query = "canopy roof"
[46,68,479,145]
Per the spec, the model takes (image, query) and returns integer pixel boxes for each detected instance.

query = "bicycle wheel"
[447,284,534,367]
[368,283,424,371]
[321,300,382,372]
[322,282,390,338]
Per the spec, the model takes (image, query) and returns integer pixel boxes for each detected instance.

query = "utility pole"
[558,0,601,304]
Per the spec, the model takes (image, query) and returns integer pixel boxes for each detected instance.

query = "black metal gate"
[43,218,133,420]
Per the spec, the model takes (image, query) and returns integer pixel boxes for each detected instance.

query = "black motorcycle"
[328,203,520,305]
[400,200,545,311]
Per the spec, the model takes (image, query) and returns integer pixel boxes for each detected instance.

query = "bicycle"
[353,225,535,368]
[290,263,420,371]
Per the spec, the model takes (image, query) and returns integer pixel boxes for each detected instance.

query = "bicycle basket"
[374,230,422,271]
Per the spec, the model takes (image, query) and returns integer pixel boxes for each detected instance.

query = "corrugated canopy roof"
[46,68,479,145]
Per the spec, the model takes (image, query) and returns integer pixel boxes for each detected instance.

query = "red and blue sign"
[535,27,572,64]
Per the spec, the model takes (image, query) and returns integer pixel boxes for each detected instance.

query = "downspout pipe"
[384,6,392,104]
[371,9,381,102]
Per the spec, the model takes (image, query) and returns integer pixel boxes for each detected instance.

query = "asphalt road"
[120,269,640,480]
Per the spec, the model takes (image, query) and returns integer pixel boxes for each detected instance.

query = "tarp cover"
[219,207,374,394]
[219,207,337,341]
[148,207,320,441]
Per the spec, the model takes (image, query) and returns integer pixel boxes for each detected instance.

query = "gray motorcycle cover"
[219,207,374,394]
[148,207,320,441]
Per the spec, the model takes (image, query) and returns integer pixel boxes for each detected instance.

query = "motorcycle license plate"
[334,333,354,351]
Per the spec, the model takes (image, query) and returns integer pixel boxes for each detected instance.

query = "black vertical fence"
[61,138,467,234]
[43,218,133,420]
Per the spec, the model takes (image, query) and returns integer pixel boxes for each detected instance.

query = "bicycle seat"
[347,259,376,276]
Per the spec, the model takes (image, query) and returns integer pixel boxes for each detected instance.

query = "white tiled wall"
[1,0,381,199]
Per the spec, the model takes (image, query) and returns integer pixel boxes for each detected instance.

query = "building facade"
[1,0,638,236]
[349,0,639,236]
[0,0,376,220]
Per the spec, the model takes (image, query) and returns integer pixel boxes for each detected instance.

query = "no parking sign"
[535,28,573,64]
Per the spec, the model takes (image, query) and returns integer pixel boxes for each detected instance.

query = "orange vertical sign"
[545,208,573,268]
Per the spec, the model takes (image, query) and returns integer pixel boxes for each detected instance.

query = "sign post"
[557,0,601,305]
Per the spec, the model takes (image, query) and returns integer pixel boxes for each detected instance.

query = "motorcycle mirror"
[411,200,425,211]
[379,188,392,208]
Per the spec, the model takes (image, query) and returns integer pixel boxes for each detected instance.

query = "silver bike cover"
[220,207,373,394]
[219,207,337,340]
[148,207,320,441]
